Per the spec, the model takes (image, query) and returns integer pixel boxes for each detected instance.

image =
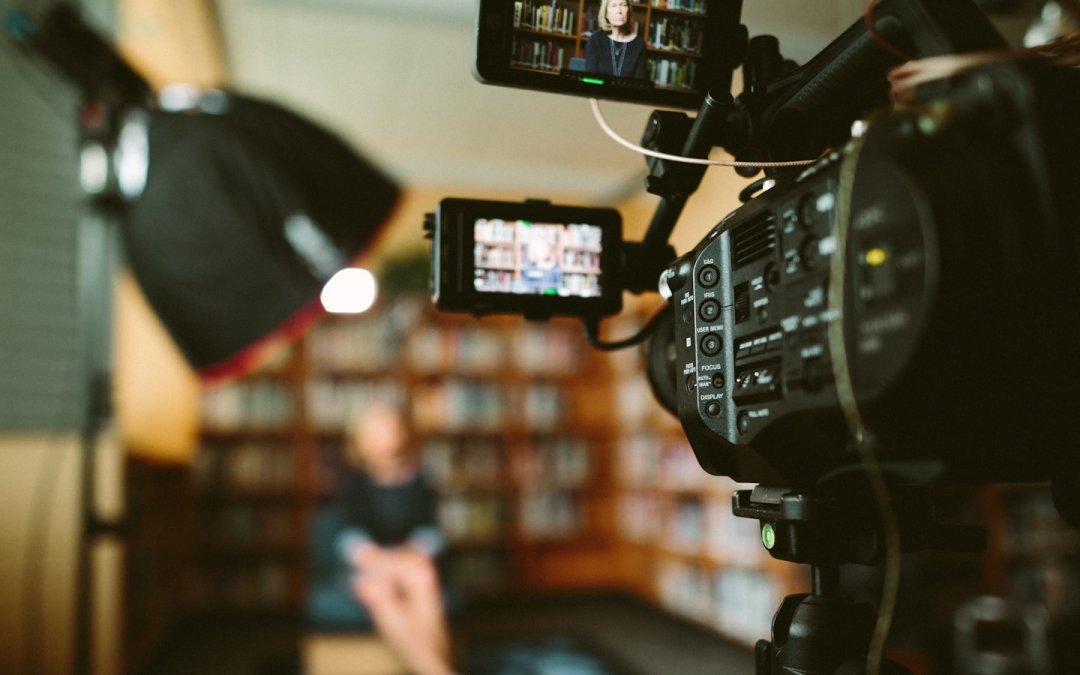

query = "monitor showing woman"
[584,0,647,80]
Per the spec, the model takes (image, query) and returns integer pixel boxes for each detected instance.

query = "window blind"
[0,49,84,429]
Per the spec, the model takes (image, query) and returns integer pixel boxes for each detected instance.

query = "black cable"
[582,303,669,352]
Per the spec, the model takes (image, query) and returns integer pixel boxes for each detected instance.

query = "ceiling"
[213,0,876,203]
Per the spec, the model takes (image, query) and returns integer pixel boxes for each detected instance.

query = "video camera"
[671,56,1080,491]
[428,2,1080,670]
[430,0,1080,495]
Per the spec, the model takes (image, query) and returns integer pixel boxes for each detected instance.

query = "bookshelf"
[125,458,193,673]
[605,305,809,648]
[983,485,1080,618]
[187,298,619,611]
[615,432,809,646]
[511,0,711,91]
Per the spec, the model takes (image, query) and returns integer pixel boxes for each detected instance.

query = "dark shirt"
[333,469,444,555]
[584,31,648,80]
[308,468,446,628]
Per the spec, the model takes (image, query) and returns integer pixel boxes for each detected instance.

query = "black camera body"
[669,60,1080,490]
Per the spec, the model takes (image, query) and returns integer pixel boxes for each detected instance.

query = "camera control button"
[803,360,827,392]
[800,236,821,271]
[799,192,830,230]
[711,372,725,389]
[737,411,751,434]
[786,370,803,391]
[705,401,723,418]
[699,299,721,322]
[700,333,723,356]
[764,262,781,291]
[697,265,719,288]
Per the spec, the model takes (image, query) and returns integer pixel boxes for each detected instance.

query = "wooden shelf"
[605,300,809,647]
[514,27,579,40]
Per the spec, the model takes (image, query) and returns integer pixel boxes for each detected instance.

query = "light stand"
[73,186,124,675]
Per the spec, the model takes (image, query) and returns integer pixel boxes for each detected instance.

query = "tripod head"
[733,484,986,674]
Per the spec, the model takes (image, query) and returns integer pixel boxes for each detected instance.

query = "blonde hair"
[346,401,411,469]
[597,0,631,33]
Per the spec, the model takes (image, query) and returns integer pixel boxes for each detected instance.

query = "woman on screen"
[584,0,647,80]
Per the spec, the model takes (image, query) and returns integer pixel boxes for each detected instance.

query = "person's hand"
[396,544,436,567]
[345,541,392,573]
[353,543,397,575]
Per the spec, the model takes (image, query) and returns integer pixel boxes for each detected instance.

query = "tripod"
[732,485,986,674]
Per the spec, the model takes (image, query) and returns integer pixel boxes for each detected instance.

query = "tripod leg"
[755,639,773,674]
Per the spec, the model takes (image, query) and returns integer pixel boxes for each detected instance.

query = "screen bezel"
[474,0,738,110]
[435,198,623,319]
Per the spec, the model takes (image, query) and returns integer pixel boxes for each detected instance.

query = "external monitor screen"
[510,0,711,90]
[475,0,730,109]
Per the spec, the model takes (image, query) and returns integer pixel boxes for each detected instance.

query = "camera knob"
[699,299,721,323]
[661,259,694,296]
[800,236,821,271]
[698,264,720,288]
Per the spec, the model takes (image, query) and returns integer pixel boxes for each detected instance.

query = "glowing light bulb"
[321,267,377,314]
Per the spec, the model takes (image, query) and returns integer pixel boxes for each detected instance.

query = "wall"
[114,271,202,463]
[0,435,82,674]
[116,0,226,89]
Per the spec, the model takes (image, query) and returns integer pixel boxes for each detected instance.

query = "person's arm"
[336,527,375,567]
[405,473,446,557]
[631,36,648,80]
[331,473,375,567]
[406,525,446,557]
[584,32,606,74]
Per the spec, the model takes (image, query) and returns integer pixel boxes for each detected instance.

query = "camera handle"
[631,24,799,274]
[613,0,1004,303]
[732,486,985,674]
[635,0,1006,217]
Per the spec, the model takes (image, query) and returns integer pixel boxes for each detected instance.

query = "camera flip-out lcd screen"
[473,218,604,299]
[429,198,622,320]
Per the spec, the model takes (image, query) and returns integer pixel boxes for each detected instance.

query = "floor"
[140,592,757,675]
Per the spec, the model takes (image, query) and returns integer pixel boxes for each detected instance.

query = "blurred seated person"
[584,0,647,80]
[308,401,456,675]
[517,234,563,294]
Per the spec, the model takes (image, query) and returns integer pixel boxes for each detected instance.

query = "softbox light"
[121,92,399,380]
[8,2,400,381]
